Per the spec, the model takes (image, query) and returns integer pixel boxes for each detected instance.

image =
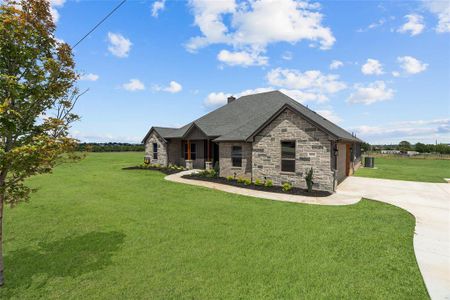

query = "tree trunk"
[0,192,4,286]
[0,171,6,287]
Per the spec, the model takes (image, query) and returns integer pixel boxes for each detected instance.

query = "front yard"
[1,152,428,299]
[355,157,450,183]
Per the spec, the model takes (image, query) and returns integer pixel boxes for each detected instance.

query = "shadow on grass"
[3,231,126,290]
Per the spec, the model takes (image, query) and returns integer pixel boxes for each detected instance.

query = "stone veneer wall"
[145,131,168,166]
[219,142,252,179]
[167,139,181,166]
[252,109,334,192]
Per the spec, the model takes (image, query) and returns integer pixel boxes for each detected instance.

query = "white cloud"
[357,18,385,32]
[361,58,384,75]
[186,0,335,66]
[122,79,145,91]
[266,68,346,101]
[49,0,65,6]
[204,67,347,107]
[107,32,132,58]
[392,71,400,77]
[80,73,99,81]
[281,51,293,60]
[398,14,425,36]
[352,118,450,143]
[47,0,65,23]
[204,87,273,107]
[397,56,428,74]
[217,49,268,66]
[50,7,60,23]
[329,60,343,70]
[423,0,450,33]
[151,0,165,17]
[153,81,183,93]
[315,109,342,124]
[347,81,394,105]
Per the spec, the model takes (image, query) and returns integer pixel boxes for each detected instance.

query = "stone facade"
[145,131,168,166]
[252,108,334,192]
[219,142,252,179]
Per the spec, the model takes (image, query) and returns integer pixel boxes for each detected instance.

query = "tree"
[398,141,411,153]
[414,142,427,153]
[0,0,82,285]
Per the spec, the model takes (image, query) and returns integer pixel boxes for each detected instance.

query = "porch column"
[207,139,211,162]
[187,140,191,160]
[186,140,193,169]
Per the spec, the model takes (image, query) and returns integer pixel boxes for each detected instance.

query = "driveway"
[337,177,450,300]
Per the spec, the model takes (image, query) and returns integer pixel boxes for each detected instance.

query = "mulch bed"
[122,166,184,175]
[182,174,332,197]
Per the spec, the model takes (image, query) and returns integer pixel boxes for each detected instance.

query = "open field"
[355,157,450,183]
[1,153,428,299]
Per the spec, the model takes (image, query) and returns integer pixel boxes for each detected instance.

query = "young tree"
[0,0,81,285]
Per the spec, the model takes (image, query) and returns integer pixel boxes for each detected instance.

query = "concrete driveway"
[337,177,450,300]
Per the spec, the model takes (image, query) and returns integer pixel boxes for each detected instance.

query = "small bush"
[244,179,251,185]
[206,169,217,178]
[265,180,273,187]
[304,167,314,193]
[254,179,263,186]
[237,177,245,184]
[282,182,293,192]
[226,176,234,181]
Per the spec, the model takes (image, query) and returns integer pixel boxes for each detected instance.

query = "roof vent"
[227,96,236,104]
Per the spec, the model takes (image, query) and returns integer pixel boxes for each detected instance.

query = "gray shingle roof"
[144,90,362,143]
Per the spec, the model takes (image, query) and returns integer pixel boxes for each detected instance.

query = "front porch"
[166,138,219,170]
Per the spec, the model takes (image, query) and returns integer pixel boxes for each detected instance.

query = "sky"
[48,0,449,144]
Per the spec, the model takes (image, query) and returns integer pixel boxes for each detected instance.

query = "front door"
[212,143,219,167]
[345,144,351,176]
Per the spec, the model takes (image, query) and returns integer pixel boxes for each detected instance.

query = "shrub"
[265,180,273,187]
[197,170,209,177]
[237,177,245,184]
[206,169,217,178]
[254,178,263,186]
[304,167,314,193]
[244,179,251,185]
[226,176,234,181]
[282,182,293,192]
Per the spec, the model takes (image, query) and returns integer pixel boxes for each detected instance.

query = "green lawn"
[355,157,450,183]
[1,153,428,299]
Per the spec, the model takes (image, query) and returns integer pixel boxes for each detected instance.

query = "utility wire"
[72,0,127,49]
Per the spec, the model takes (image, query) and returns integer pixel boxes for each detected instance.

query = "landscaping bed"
[123,164,186,175]
[182,173,332,197]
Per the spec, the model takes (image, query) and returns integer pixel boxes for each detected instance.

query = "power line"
[72,0,127,49]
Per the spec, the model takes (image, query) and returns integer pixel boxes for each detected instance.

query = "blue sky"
[50,0,449,144]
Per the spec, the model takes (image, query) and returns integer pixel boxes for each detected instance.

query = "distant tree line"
[78,143,144,152]
[362,141,450,154]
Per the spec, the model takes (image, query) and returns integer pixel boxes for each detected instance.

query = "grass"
[355,157,450,183]
[1,152,428,299]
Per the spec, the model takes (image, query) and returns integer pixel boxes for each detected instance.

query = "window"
[281,141,295,172]
[152,143,158,159]
[231,146,242,167]
[183,142,197,160]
